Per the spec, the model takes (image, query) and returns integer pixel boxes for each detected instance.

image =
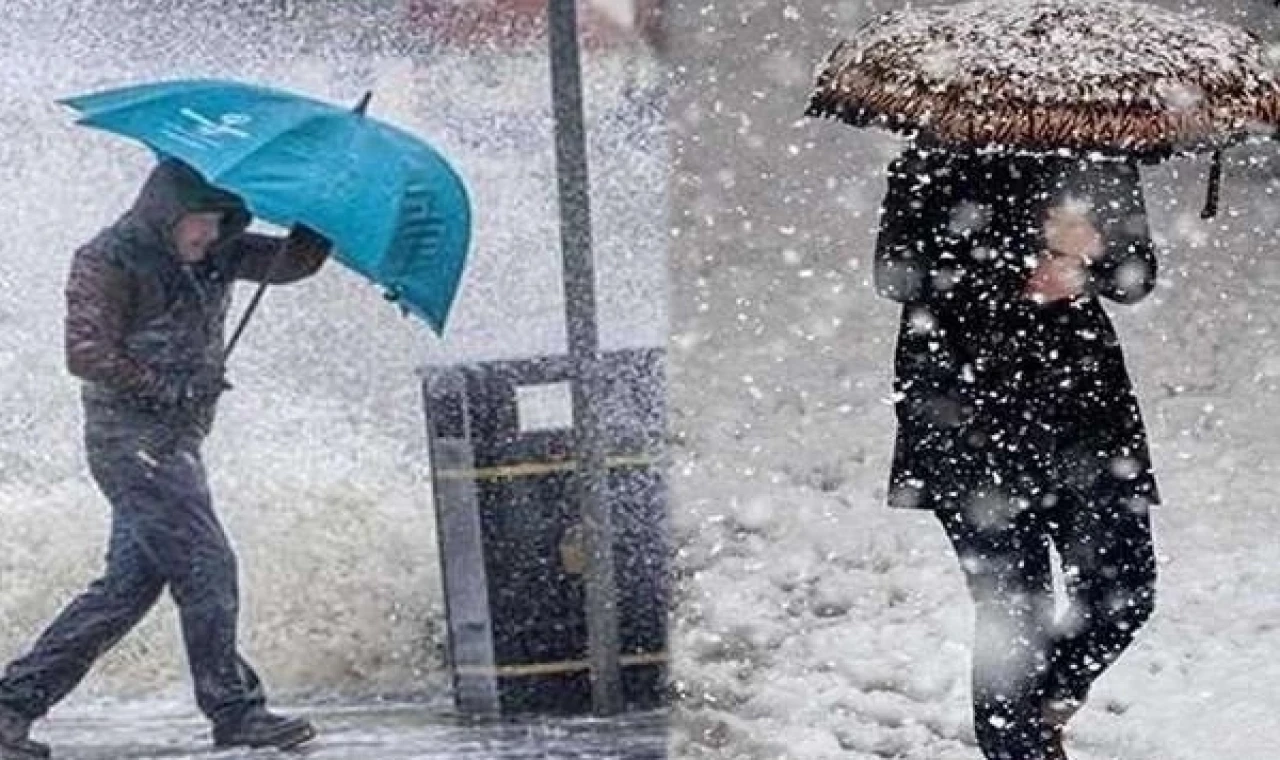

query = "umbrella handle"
[223,228,296,361]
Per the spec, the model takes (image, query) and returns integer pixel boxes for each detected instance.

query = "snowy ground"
[667,1,1280,758]
[34,698,667,759]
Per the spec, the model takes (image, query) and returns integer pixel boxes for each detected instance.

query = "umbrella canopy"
[806,0,1280,158]
[61,78,472,334]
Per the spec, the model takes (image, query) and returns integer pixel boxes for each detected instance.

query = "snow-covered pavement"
[36,700,668,760]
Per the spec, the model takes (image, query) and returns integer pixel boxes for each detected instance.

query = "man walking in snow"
[874,147,1160,760]
[0,159,329,759]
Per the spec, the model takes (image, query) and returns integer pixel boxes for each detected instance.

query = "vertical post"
[547,0,624,716]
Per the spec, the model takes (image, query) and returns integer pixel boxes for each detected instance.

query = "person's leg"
[115,445,264,725]
[137,445,312,749]
[1044,492,1157,718]
[936,506,1057,760]
[0,442,167,759]
[0,517,164,720]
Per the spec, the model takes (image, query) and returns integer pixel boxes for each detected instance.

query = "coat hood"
[118,159,252,259]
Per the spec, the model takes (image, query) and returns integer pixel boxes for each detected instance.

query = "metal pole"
[547,0,623,716]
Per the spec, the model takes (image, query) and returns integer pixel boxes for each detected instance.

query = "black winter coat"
[66,159,329,445]
[874,148,1160,514]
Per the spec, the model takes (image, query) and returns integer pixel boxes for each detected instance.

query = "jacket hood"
[119,159,252,258]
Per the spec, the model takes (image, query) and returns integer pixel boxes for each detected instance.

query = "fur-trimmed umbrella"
[806,0,1280,216]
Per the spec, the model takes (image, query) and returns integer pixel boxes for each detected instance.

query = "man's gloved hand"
[187,365,233,403]
[153,366,233,409]
[288,224,333,258]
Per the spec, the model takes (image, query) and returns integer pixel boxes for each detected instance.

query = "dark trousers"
[936,493,1157,760]
[0,431,264,726]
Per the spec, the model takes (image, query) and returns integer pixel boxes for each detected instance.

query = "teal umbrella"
[60,78,472,334]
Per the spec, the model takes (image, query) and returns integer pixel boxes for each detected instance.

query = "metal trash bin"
[422,348,668,715]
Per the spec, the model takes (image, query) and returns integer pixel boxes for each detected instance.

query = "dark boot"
[0,705,49,760]
[212,708,315,750]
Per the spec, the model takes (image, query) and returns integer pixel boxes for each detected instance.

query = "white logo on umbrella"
[180,108,252,139]
[160,109,254,151]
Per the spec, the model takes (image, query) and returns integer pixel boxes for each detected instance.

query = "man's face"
[172,212,224,264]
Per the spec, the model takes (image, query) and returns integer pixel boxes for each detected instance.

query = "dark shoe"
[213,709,315,750]
[0,704,49,760]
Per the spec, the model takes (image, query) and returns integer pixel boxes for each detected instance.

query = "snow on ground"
[35,697,667,759]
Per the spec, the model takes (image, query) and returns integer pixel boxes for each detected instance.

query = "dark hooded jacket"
[874,148,1160,513]
[65,159,327,441]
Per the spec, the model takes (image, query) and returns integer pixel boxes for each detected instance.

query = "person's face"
[172,212,224,264]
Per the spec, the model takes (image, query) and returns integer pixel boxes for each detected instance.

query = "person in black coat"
[874,146,1160,760]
